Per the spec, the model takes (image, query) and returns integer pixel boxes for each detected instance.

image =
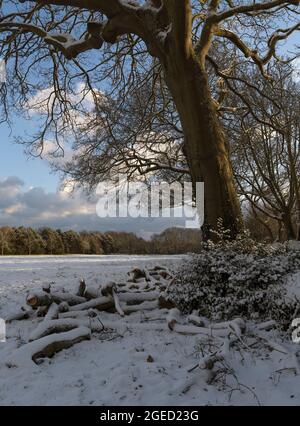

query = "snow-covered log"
[122,300,159,314]
[76,279,86,297]
[69,296,114,312]
[119,291,159,305]
[127,268,153,283]
[84,286,102,300]
[166,308,182,331]
[50,291,86,306]
[112,289,125,317]
[44,303,59,321]
[28,291,85,308]
[158,294,175,309]
[37,306,48,317]
[128,267,147,282]
[93,319,229,336]
[26,291,53,308]
[166,309,232,337]
[8,327,91,367]
[188,314,205,327]
[256,320,276,331]
[58,302,69,313]
[100,281,116,296]
[6,307,33,323]
[58,309,97,319]
[42,283,51,294]
[29,318,84,341]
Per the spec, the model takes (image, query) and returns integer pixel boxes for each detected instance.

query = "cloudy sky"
[0,104,198,236]
[0,172,196,238]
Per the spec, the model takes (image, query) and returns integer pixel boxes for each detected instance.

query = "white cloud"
[0,176,196,234]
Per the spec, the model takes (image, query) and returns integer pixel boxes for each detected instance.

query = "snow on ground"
[0,255,300,406]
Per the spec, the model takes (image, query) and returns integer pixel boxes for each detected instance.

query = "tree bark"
[161,13,243,238]
[282,212,296,240]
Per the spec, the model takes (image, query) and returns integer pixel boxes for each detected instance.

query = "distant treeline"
[0,226,201,255]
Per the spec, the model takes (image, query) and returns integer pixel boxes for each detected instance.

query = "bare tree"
[59,73,189,188]
[0,0,299,238]
[232,65,300,240]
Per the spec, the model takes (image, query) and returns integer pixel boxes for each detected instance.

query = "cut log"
[167,308,181,331]
[76,279,86,297]
[134,278,147,284]
[128,268,147,281]
[44,303,59,321]
[152,266,167,271]
[6,308,33,323]
[100,281,116,297]
[27,291,84,312]
[158,294,175,309]
[150,274,161,281]
[9,327,91,367]
[166,309,231,337]
[84,286,101,300]
[122,301,159,314]
[58,302,69,313]
[29,318,82,341]
[112,289,125,317]
[42,283,51,294]
[188,314,205,327]
[59,309,97,319]
[128,268,153,283]
[125,283,140,290]
[119,291,159,305]
[257,320,276,331]
[50,291,86,306]
[26,291,52,308]
[69,296,114,312]
[29,317,115,341]
[158,270,173,280]
[37,306,48,317]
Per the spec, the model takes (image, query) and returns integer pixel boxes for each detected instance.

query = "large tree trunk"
[162,55,243,239]
[159,3,243,239]
[282,212,296,240]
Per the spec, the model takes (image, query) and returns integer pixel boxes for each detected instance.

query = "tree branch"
[214,0,299,22]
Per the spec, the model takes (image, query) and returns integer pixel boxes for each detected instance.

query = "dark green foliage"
[166,236,300,327]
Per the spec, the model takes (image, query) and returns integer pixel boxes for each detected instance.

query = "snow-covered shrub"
[166,233,300,326]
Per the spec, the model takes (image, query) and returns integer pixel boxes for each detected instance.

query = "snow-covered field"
[0,255,300,406]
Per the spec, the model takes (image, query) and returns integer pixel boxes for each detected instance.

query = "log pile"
[6,264,296,387]
[5,265,175,367]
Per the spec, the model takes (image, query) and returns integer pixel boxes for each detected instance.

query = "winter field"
[0,254,300,406]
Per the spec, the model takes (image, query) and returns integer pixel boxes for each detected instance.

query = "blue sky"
[0,115,194,235]
[1,120,58,192]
